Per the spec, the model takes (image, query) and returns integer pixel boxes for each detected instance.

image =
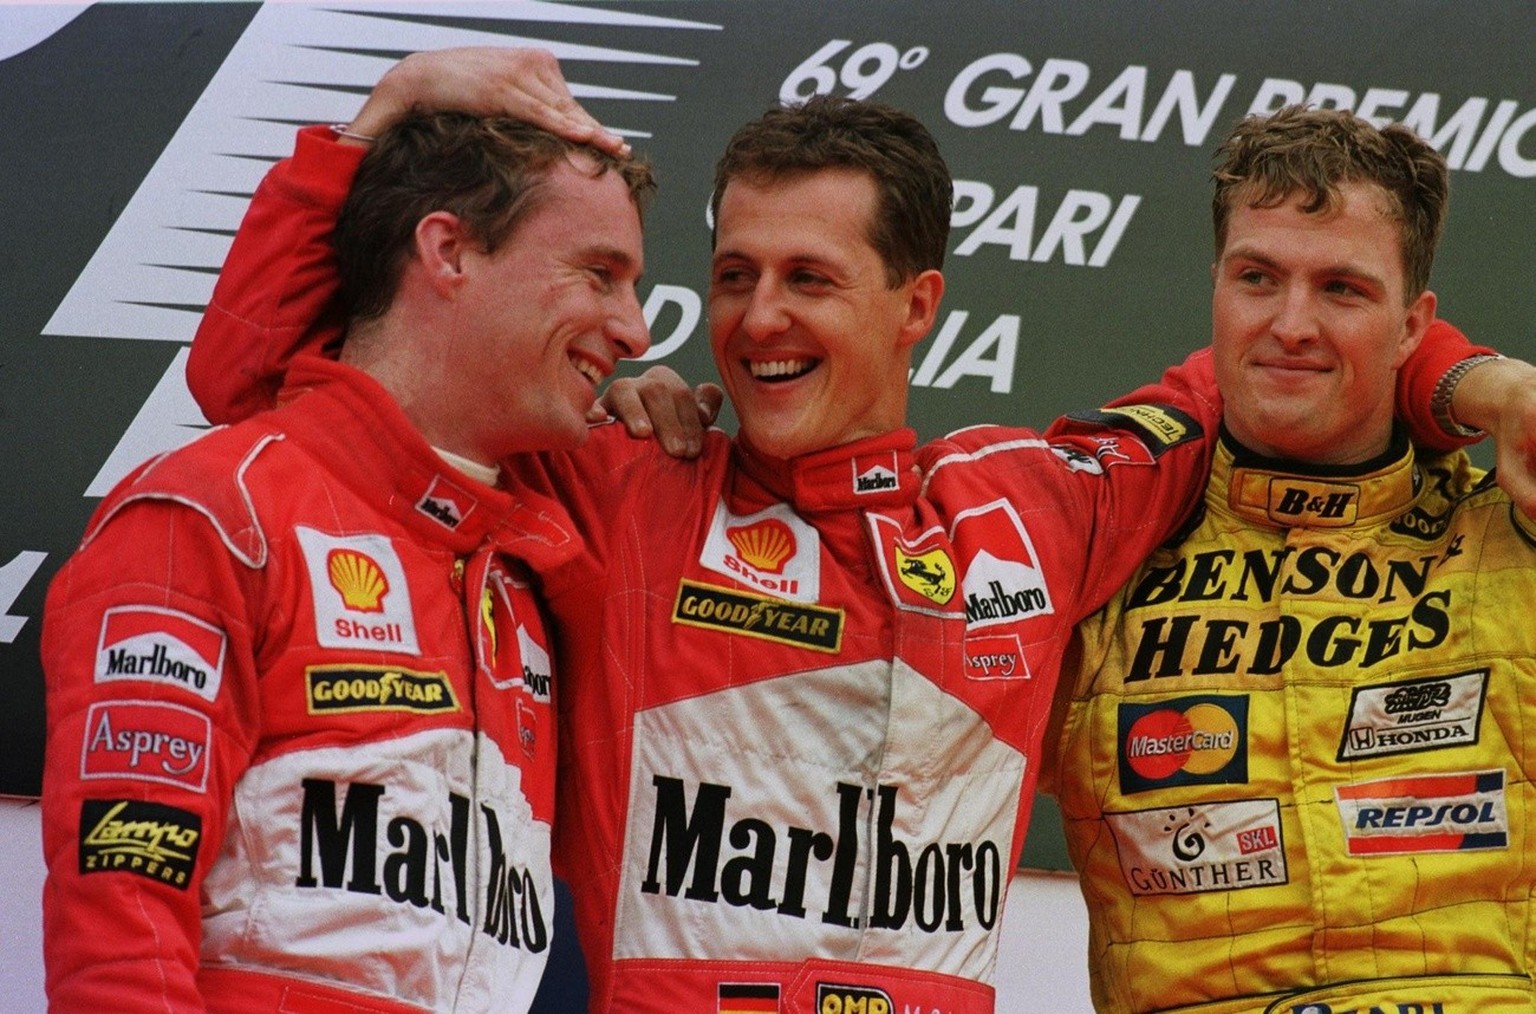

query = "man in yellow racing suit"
[1044,105,1536,1013]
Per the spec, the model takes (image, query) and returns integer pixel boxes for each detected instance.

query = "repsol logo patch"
[1118,695,1248,794]
[305,665,460,714]
[672,580,843,652]
[816,983,893,1014]
[79,798,202,889]
[1335,770,1508,855]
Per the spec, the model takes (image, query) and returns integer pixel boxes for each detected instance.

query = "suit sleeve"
[188,126,364,425]
[1396,317,1498,451]
[40,499,260,1012]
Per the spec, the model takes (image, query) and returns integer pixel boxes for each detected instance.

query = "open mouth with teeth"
[748,357,818,383]
[572,357,604,386]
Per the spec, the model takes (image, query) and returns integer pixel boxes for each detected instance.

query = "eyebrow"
[1223,245,1387,289]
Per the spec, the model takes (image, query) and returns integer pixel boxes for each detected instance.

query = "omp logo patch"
[673,580,843,652]
[297,527,419,654]
[950,500,1054,628]
[1106,798,1287,897]
[717,983,779,1014]
[963,632,1030,680]
[701,502,820,603]
[416,475,477,530]
[305,665,459,714]
[816,983,892,1014]
[1338,669,1487,761]
[1335,770,1508,855]
[79,798,202,889]
[895,545,956,605]
[81,700,211,791]
[1118,695,1248,794]
[94,605,225,701]
[1266,478,1360,525]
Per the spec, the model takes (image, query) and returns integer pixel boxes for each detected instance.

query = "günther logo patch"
[1118,695,1248,794]
[94,604,226,701]
[1337,669,1487,761]
[80,700,211,791]
[701,502,821,603]
[1335,769,1508,855]
[78,798,202,889]
[950,500,1054,628]
[673,580,843,652]
[296,526,419,654]
[1106,798,1287,897]
[305,665,459,714]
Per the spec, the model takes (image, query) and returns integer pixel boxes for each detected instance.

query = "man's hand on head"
[343,47,629,155]
[594,366,724,459]
[1450,356,1536,518]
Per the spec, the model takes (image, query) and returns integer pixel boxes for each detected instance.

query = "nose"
[608,287,650,360]
[1270,286,1318,348]
[740,280,791,342]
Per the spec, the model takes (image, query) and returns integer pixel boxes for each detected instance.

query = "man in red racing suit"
[181,64,1482,1012]
[41,106,655,1011]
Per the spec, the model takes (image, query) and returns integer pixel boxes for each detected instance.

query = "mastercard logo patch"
[1117,695,1249,795]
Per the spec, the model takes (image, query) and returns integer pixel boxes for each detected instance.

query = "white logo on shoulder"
[296,526,419,654]
[700,501,821,603]
[950,500,1055,628]
[94,605,226,701]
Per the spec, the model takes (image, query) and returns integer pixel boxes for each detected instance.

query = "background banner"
[5,2,1535,881]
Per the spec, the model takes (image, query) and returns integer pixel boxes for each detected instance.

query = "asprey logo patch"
[964,632,1030,680]
[701,502,821,603]
[81,700,211,792]
[1118,695,1248,794]
[297,527,419,654]
[94,605,225,701]
[1335,770,1508,855]
[1338,669,1487,761]
[816,983,892,1014]
[416,474,477,530]
[79,798,202,889]
[950,500,1054,628]
[1106,798,1287,897]
[306,665,459,714]
[673,580,843,652]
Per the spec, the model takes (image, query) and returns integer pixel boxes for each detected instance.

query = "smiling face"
[708,169,941,460]
[1212,180,1434,464]
[448,157,648,459]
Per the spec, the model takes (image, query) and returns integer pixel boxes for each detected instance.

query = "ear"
[1393,289,1437,368]
[895,268,946,351]
[414,211,473,298]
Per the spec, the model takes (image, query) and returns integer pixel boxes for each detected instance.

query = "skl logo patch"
[297,527,419,654]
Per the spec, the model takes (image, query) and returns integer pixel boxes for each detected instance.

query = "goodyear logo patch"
[673,580,843,652]
[306,665,460,714]
[79,798,202,889]
[816,983,893,1014]
[1118,695,1248,794]
[895,545,955,605]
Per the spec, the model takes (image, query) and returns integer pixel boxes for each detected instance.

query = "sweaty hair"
[335,111,655,322]
[710,95,953,287]
[1212,104,1448,299]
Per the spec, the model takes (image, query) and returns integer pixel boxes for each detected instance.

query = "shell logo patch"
[327,548,388,612]
[701,502,821,603]
[727,518,795,573]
